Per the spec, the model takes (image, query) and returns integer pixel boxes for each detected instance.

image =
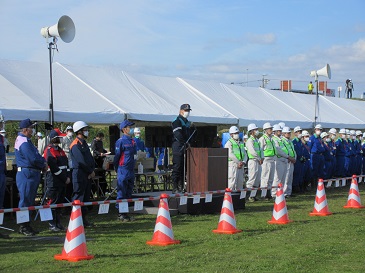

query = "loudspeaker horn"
[40,15,75,43]
[310,64,331,79]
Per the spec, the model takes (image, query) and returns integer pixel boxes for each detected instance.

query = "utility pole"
[262,74,268,88]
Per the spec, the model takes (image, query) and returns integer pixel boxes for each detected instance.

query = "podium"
[187,148,228,192]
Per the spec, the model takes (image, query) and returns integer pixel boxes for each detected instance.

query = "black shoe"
[28,225,40,235]
[56,224,66,231]
[19,226,35,236]
[49,225,62,232]
[248,197,258,202]
[117,214,131,222]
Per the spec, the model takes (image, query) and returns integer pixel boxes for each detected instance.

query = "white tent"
[0,59,364,129]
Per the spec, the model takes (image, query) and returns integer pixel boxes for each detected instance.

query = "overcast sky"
[1,0,364,97]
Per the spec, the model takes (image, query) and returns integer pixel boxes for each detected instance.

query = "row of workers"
[225,123,365,202]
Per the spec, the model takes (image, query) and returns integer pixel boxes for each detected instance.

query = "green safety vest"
[228,138,245,161]
[273,135,288,158]
[282,138,295,157]
[247,136,262,159]
[263,134,276,157]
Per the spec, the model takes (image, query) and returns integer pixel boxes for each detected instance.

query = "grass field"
[1,184,365,273]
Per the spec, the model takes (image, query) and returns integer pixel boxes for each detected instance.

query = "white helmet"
[346,129,350,135]
[229,126,239,134]
[247,123,258,132]
[37,132,43,137]
[350,130,356,136]
[294,126,302,133]
[339,128,346,134]
[263,122,273,130]
[273,124,282,131]
[73,121,89,133]
[329,128,337,135]
[302,130,310,137]
[278,122,285,129]
[315,124,323,130]
[320,132,328,139]
[134,127,141,134]
[282,126,291,133]
[243,135,248,139]
[356,130,362,136]
[66,125,73,131]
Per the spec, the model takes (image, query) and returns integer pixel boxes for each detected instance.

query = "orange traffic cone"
[146,193,180,246]
[213,188,242,234]
[54,200,94,262]
[344,175,365,209]
[268,183,293,225]
[310,179,333,216]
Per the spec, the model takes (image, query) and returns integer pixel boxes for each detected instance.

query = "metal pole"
[314,75,319,126]
[48,41,54,126]
[246,69,248,87]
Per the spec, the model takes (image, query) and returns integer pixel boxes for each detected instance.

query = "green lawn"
[1,185,365,273]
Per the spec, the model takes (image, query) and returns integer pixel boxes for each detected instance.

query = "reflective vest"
[282,138,295,157]
[263,134,276,157]
[247,136,262,159]
[228,138,245,161]
[273,135,287,158]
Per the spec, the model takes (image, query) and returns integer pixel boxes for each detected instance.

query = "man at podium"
[171,104,193,193]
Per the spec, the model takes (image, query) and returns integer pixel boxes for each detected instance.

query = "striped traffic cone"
[146,193,180,246]
[54,200,94,262]
[310,179,333,216]
[344,175,365,209]
[268,183,293,225]
[213,188,242,234]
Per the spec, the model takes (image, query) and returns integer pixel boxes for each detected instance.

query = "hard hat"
[243,135,248,139]
[0,129,5,133]
[320,132,328,139]
[350,130,356,136]
[66,125,73,131]
[356,130,362,136]
[346,129,350,135]
[302,130,310,137]
[229,126,239,134]
[273,124,282,131]
[314,124,323,130]
[294,126,302,133]
[363,132,365,138]
[282,126,291,133]
[339,128,346,134]
[37,132,43,137]
[329,128,337,135]
[247,123,258,132]
[278,122,285,129]
[73,121,89,133]
[262,122,273,130]
[134,127,141,134]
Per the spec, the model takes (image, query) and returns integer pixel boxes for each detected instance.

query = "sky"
[1,0,364,97]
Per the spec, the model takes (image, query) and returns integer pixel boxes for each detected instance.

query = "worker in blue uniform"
[335,129,347,178]
[15,118,47,236]
[362,133,365,178]
[43,129,70,232]
[70,121,95,227]
[292,126,304,193]
[322,132,334,179]
[171,104,193,193]
[133,128,146,152]
[301,131,312,192]
[345,130,355,177]
[354,131,362,175]
[308,124,325,189]
[113,119,137,222]
[328,128,337,178]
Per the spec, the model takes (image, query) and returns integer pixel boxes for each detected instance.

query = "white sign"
[335,179,339,187]
[0,213,3,225]
[118,202,129,213]
[16,210,29,224]
[326,181,332,188]
[193,195,200,204]
[240,191,246,199]
[342,179,346,187]
[205,193,212,203]
[261,189,267,198]
[39,208,53,221]
[98,204,110,214]
[179,196,187,205]
[134,201,143,211]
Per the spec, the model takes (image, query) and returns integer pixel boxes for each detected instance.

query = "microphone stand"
[181,128,197,192]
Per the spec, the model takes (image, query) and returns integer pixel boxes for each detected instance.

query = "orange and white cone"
[54,200,94,262]
[213,188,242,234]
[146,193,180,246]
[309,179,333,216]
[268,183,293,225]
[344,175,365,209]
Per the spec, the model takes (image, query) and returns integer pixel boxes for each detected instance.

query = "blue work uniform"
[362,141,365,176]
[15,133,46,208]
[323,141,334,179]
[345,139,355,176]
[155,147,168,169]
[0,135,6,208]
[70,137,95,214]
[354,139,362,175]
[292,137,304,191]
[146,147,157,167]
[335,138,346,177]
[329,140,337,178]
[133,137,145,152]
[308,134,325,180]
[302,142,312,190]
[113,134,137,204]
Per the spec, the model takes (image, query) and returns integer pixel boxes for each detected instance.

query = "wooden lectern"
[186,148,228,192]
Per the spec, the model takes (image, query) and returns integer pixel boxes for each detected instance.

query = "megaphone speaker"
[40,15,75,43]
[309,64,331,79]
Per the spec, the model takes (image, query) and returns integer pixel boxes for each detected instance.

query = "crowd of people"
[225,122,365,202]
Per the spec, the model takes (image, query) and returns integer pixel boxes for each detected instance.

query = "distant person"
[62,126,74,168]
[346,79,353,99]
[37,132,46,155]
[0,129,9,153]
[133,128,146,152]
[308,81,314,95]
[91,132,108,169]
[15,119,47,236]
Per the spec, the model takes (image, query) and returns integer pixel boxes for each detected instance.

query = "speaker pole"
[48,39,57,126]
[314,74,319,127]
